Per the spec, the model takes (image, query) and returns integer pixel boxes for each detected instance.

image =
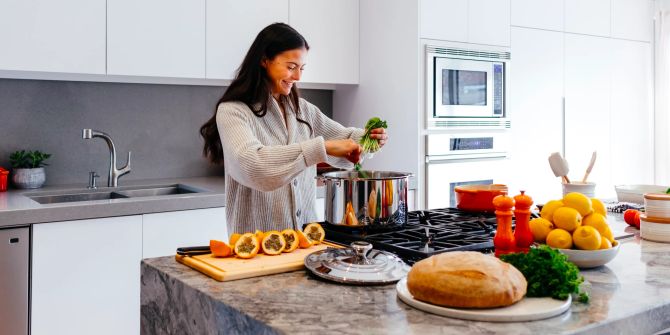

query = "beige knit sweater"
[216,97,365,234]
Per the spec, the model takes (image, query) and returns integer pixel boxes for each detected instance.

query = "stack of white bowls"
[641,193,670,243]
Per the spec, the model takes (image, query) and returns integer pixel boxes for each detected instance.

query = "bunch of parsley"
[354,117,388,174]
[500,245,589,303]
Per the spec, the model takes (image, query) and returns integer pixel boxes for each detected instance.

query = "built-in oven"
[426,44,510,130]
[425,132,511,209]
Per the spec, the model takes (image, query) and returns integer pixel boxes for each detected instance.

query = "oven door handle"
[425,153,508,163]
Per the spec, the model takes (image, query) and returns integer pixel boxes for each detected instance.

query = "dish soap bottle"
[493,194,516,257]
[513,191,534,253]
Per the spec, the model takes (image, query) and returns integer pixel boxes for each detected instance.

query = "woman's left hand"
[369,128,388,148]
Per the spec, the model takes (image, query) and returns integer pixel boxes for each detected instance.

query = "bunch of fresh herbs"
[9,150,52,169]
[500,244,589,303]
[355,117,388,172]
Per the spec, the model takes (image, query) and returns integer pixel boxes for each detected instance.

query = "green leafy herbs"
[500,245,589,303]
[9,150,52,169]
[354,117,388,174]
[360,117,387,154]
[666,187,670,194]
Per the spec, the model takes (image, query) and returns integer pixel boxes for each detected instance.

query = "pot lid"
[304,241,410,285]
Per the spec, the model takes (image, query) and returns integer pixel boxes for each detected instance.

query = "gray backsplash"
[0,78,332,187]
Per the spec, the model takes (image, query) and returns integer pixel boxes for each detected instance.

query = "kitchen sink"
[26,184,205,204]
[28,191,129,204]
[114,185,201,198]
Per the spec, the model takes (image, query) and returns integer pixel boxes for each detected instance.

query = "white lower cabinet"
[31,207,227,335]
[31,215,143,335]
[142,207,227,258]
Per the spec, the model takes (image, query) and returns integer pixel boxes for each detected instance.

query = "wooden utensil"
[548,152,570,184]
[582,151,597,183]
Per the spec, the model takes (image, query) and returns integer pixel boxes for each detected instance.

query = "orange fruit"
[229,233,241,247]
[281,229,300,253]
[210,239,233,257]
[261,231,286,256]
[233,233,260,259]
[303,223,326,245]
[296,230,314,248]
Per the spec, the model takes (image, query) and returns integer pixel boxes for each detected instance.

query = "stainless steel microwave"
[426,45,510,129]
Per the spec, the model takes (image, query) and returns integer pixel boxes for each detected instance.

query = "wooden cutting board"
[175,242,338,282]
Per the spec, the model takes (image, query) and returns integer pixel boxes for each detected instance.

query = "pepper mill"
[493,193,516,257]
[513,191,534,253]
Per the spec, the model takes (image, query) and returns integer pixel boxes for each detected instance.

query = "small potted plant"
[9,150,52,189]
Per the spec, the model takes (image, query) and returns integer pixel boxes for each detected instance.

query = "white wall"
[332,0,420,179]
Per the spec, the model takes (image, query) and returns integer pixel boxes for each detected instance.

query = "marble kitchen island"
[141,221,670,335]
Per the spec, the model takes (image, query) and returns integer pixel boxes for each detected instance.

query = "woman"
[200,23,387,234]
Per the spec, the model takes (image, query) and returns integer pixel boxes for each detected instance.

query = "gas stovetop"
[319,208,504,265]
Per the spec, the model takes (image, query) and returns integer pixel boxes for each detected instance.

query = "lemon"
[573,226,602,250]
[552,207,582,232]
[529,218,555,243]
[591,198,607,216]
[563,192,593,216]
[546,229,573,249]
[540,200,564,221]
[583,213,614,242]
[600,238,612,250]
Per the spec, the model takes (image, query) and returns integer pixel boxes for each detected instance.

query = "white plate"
[396,278,571,322]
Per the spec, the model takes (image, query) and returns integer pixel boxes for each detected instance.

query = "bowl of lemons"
[531,192,619,268]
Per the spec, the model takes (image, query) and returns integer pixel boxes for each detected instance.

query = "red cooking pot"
[454,184,508,212]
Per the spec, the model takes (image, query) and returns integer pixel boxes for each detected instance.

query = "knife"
[176,246,211,256]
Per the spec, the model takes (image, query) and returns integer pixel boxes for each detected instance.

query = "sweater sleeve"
[217,102,328,192]
[301,99,366,169]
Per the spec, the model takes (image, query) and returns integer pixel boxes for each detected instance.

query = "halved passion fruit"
[281,229,300,253]
[229,233,241,247]
[303,223,325,245]
[233,233,260,259]
[296,230,314,248]
[261,231,286,255]
[210,239,233,257]
[254,230,265,253]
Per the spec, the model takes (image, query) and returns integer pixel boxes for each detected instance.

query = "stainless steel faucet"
[82,129,131,187]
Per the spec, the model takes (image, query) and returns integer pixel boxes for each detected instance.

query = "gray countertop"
[140,215,670,335]
[0,176,228,228]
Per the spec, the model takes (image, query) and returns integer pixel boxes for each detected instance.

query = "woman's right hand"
[325,139,363,164]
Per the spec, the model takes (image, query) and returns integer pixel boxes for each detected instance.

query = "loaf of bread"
[407,251,527,308]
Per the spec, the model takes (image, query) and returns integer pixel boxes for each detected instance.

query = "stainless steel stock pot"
[317,171,411,229]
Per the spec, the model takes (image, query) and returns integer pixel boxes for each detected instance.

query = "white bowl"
[615,185,668,204]
[558,241,620,268]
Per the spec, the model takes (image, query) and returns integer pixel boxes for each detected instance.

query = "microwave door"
[434,58,495,118]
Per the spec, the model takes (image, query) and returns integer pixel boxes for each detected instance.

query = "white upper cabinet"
[509,27,564,202]
[469,0,511,46]
[565,0,611,37]
[0,0,105,74]
[564,34,613,197]
[610,39,653,184]
[611,0,653,42]
[511,0,564,31]
[289,0,359,84]
[107,0,206,78]
[207,0,288,80]
[420,0,468,42]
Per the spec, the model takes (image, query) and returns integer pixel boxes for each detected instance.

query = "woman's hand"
[325,139,363,164]
[369,128,388,148]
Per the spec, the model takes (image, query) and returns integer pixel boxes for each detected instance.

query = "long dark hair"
[200,22,311,164]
